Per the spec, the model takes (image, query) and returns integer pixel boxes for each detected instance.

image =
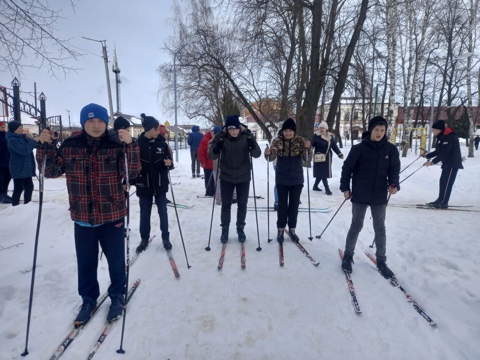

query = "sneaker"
[107,294,124,322]
[325,188,332,196]
[277,229,284,243]
[432,203,448,209]
[288,229,299,243]
[136,238,149,254]
[220,226,229,243]
[341,253,353,273]
[163,238,172,250]
[312,186,322,191]
[377,260,395,279]
[74,297,96,327]
[237,227,246,243]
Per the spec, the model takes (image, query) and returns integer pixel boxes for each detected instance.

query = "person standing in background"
[187,125,204,178]
[6,121,38,206]
[0,121,12,203]
[198,127,215,196]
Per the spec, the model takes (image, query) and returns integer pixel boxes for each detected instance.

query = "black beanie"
[8,121,22,133]
[368,116,388,132]
[114,116,131,130]
[141,113,159,132]
[432,120,445,131]
[281,118,296,132]
[225,115,241,130]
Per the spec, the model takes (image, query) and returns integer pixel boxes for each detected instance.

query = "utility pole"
[112,48,121,114]
[83,37,115,127]
[66,110,72,132]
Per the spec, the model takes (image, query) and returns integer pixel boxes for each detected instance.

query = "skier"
[264,118,312,242]
[134,115,174,253]
[208,115,261,243]
[0,121,12,203]
[340,116,400,279]
[311,121,344,195]
[6,121,39,206]
[422,120,463,209]
[187,125,204,178]
[36,103,141,325]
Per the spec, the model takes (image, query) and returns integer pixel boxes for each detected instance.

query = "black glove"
[247,137,256,149]
[212,140,224,154]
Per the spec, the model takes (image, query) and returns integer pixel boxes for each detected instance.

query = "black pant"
[438,167,458,205]
[220,180,250,228]
[12,177,34,206]
[313,178,329,189]
[190,151,200,175]
[74,219,126,300]
[204,169,215,196]
[276,184,303,229]
[0,167,11,195]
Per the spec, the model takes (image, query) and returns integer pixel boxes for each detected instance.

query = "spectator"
[187,125,204,178]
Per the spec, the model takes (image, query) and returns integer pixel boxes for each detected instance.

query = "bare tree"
[0,0,80,77]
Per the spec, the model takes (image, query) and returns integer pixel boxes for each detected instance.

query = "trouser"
[12,177,34,206]
[138,193,169,240]
[276,184,303,229]
[0,167,11,195]
[74,219,126,300]
[313,178,330,189]
[438,167,458,205]
[190,151,200,174]
[204,169,215,196]
[344,203,387,262]
[220,180,249,227]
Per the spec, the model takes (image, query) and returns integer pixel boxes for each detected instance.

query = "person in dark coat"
[423,120,463,209]
[0,121,12,203]
[187,125,204,178]
[474,135,479,150]
[311,121,344,195]
[37,103,141,325]
[264,118,312,242]
[340,116,400,279]
[6,121,38,206]
[135,115,174,253]
[208,115,261,243]
[198,128,215,196]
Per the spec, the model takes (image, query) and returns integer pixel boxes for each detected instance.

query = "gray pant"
[344,203,387,262]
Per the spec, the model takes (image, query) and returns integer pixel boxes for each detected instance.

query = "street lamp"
[173,36,200,162]
[427,52,473,152]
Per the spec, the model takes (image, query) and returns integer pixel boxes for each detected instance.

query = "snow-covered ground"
[1,139,479,360]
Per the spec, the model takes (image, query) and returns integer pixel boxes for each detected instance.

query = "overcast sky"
[0,0,177,126]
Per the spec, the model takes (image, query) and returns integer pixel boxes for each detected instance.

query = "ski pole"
[168,170,191,268]
[250,154,262,251]
[305,148,313,240]
[206,153,221,251]
[400,156,421,174]
[266,145,272,243]
[315,197,349,239]
[117,146,130,354]
[400,164,426,184]
[21,142,47,357]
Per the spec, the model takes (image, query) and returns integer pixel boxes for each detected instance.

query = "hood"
[444,127,454,136]
[192,125,200,133]
[204,131,213,141]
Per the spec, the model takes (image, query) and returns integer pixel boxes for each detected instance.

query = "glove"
[212,140,224,154]
[247,137,256,149]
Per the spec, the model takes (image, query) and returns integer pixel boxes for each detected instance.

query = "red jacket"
[198,131,213,170]
[36,130,141,225]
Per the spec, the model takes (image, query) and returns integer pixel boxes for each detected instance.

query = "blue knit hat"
[80,103,109,128]
[213,125,222,134]
[225,115,240,130]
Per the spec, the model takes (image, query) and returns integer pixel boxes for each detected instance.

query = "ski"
[86,279,141,360]
[167,203,194,209]
[49,293,110,360]
[338,249,361,313]
[248,195,265,199]
[364,252,436,326]
[241,243,246,269]
[247,208,331,213]
[284,230,320,266]
[167,250,180,278]
[279,242,284,267]
[414,206,479,213]
[248,206,331,211]
[218,243,227,270]
[128,235,156,269]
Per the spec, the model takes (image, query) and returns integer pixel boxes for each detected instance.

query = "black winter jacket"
[426,128,463,169]
[208,125,261,184]
[340,133,400,205]
[135,133,173,196]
